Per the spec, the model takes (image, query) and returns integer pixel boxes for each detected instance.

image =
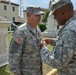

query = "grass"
[0,32,53,75]
[8,32,12,45]
[0,65,14,75]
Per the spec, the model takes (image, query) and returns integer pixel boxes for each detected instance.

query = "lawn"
[8,32,12,45]
[0,32,53,75]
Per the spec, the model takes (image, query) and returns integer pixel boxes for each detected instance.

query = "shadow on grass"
[0,65,14,75]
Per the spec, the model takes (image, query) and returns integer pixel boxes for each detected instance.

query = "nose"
[36,15,41,17]
[38,15,41,18]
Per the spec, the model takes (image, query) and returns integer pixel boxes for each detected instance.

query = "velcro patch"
[14,37,21,44]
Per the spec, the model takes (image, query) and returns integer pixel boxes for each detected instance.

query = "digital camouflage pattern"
[26,6,44,15]
[9,22,43,75]
[49,0,72,15]
[40,16,76,75]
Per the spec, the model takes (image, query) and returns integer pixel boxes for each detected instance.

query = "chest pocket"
[26,33,40,50]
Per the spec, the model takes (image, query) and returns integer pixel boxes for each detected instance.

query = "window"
[13,17,15,22]
[12,7,15,11]
[4,5,7,10]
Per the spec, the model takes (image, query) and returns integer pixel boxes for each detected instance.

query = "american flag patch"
[14,37,21,44]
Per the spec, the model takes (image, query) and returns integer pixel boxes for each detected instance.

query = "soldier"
[40,0,76,75]
[9,6,44,75]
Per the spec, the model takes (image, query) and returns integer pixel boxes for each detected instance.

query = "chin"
[59,24,64,26]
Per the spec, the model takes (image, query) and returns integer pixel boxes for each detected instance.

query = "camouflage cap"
[49,0,72,15]
[26,6,44,15]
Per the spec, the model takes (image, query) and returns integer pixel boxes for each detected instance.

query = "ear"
[61,9,66,16]
[28,13,31,17]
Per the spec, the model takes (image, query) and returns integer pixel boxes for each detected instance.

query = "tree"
[42,9,50,23]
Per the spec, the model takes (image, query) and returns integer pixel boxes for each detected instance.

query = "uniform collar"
[58,16,76,34]
[65,16,76,25]
[26,22,37,34]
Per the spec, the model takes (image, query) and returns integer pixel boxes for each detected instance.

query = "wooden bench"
[46,69,57,75]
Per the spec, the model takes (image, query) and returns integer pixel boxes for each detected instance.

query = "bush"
[38,23,47,32]
[8,23,23,31]
[8,25,17,31]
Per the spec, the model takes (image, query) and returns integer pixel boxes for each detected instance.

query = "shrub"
[38,23,47,32]
[8,25,17,31]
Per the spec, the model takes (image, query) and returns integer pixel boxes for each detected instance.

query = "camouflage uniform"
[41,16,76,75]
[9,6,44,75]
[40,0,76,75]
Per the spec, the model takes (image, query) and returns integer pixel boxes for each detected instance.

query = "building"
[0,0,19,22]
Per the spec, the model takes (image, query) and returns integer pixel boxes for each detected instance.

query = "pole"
[8,0,11,32]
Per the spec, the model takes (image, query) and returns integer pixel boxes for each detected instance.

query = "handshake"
[40,38,52,49]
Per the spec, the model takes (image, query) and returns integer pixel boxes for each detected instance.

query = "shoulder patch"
[14,37,21,44]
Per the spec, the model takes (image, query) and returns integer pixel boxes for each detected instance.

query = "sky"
[10,0,76,10]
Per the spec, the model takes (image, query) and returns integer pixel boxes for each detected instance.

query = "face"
[53,9,66,25]
[30,13,41,26]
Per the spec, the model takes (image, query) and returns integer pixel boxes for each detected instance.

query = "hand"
[44,38,52,45]
[40,40,46,49]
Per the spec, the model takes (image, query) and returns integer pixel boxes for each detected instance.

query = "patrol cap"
[49,0,72,15]
[26,6,44,15]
